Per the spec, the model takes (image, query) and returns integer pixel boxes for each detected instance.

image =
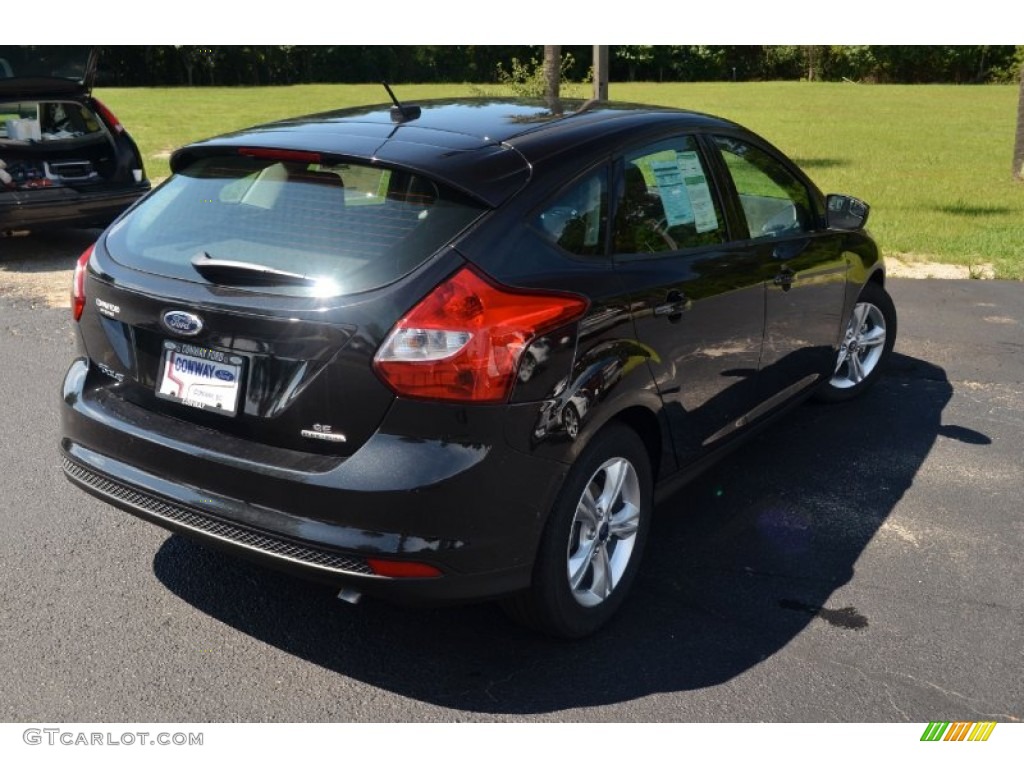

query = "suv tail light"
[71,245,94,322]
[374,266,587,403]
[92,98,124,134]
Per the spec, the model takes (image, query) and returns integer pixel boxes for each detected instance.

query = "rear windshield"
[105,154,485,296]
[0,46,93,81]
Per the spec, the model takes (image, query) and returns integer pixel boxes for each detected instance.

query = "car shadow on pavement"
[153,352,969,715]
[0,229,100,270]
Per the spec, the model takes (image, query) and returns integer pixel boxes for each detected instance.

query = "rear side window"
[106,155,484,295]
[533,168,607,257]
[614,135,726,255]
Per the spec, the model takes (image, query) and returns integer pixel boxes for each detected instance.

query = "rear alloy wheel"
[566,456,642,608]
[816,281,897,403]
[503,423,652,638]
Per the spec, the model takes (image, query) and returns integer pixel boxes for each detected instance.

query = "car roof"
[171,98,742,207]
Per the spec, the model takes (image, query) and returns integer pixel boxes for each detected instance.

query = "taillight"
[92,98,124,134]
[71,245,94,322]
[374,266,587,403]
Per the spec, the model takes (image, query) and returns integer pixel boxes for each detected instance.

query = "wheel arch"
[867,266,886,288]
[560,386,670,483]
[610,405,665,484]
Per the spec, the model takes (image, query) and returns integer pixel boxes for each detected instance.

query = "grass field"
[96,82,1024,279]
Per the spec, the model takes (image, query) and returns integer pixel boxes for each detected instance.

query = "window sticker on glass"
[676,151,719,234]
[650,160,694,228]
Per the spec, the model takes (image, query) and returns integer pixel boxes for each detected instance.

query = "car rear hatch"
[0,46,97,98]
[1,47,142,204]
[75,148,494,457]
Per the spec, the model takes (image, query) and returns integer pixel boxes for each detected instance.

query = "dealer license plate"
[156,341,244,416]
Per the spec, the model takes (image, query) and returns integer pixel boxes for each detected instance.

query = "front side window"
[714,136,814,239]
[105,155,484,296]
[614,136,726,255]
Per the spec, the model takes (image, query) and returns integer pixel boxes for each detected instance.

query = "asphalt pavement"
[0,237,1021,722]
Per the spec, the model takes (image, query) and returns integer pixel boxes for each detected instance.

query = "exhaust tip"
[337,588,362,605]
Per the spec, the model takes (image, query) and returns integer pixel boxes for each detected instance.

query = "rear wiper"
[189,251,318,287]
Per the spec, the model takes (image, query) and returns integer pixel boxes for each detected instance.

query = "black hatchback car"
[60,97,895,637]
[0,46,150,233]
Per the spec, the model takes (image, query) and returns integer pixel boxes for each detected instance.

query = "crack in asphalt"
[809,655,1023,722]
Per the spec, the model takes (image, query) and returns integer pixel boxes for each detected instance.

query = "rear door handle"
[653,290,688,318]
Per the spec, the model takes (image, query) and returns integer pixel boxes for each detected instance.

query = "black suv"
[60,98,896,637]
[0,46,149,233]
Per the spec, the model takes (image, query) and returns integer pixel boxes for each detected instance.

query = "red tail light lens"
[71,245,94,322]
[92,98,124,134]
[374,267,587,403]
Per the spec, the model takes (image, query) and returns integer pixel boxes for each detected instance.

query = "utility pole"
[1014,61,1024,181]
[593,45,609,100]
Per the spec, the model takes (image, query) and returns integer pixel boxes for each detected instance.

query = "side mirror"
[826,194,870,230]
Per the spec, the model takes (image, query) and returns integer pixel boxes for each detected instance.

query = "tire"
[503,423,652,638]
[815,281,897,403]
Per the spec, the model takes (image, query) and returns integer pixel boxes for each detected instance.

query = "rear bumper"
[0,183,149,231]
[60,358,568,603]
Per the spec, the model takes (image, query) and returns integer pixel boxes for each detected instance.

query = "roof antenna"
[382,82,421,123]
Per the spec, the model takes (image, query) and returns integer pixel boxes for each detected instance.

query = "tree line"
[95,46,1024,88]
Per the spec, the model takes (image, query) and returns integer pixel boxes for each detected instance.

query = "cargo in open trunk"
[0,46,149,232]
[1,99,124,186]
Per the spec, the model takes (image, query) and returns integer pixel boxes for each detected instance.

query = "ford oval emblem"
[162,310,204,337]
[214,369,235,382]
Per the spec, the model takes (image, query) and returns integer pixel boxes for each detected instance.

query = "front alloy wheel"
[832,302,887,389]
[817,281,897,403]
